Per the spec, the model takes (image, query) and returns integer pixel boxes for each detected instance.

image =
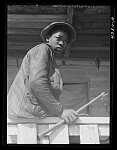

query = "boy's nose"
[59,41,64,45]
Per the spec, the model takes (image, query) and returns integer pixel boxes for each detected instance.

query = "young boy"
[7,22,78,124]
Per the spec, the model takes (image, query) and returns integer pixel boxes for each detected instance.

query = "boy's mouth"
[56,46,63,51]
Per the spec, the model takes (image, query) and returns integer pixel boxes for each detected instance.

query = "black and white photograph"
[6,4,113,145]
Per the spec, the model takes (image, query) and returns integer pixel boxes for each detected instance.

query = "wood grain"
[80,125,100,144]
[17,124,37,144]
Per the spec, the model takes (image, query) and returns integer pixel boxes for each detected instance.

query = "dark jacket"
[7,43,63,119]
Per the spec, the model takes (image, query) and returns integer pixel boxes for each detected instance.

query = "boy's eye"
[56,37,61,40]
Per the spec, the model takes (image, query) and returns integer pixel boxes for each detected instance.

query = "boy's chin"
[54,51,64,57]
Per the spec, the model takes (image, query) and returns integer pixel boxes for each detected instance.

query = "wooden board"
[49,124,69,144]
[80,125,100,144]
[37,125,49,144]
[68,125,80,136]
[8,14,66,21]
[17,124,37,144]
[7,116,109,125]
[7,124,17,144]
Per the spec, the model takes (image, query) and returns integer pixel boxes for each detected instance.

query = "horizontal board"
[72,47,110,51]
[8,28,42,35]
[7,34,42,42]
[8,6,67,14]
[7,28,42,35]
[75,16,110,23]
[7,41,42,46]
[7,45,36,51]
[7,35,110,44]
[8,21,110,29]
[7,117,110,125]
[74,13,110,20]
[76,22,110,29]
[69,51,110,59]
[78,29,110,35]
[7,45,110,51]
[8,14,66,22]
[7,41,110,48]
[8,21,53,29]
[7,28,110,35]
[90,80,110,89]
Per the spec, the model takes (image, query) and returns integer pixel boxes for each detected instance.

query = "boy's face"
[46,30,69,55]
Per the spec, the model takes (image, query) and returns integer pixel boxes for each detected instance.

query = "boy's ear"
[45,35,50,42]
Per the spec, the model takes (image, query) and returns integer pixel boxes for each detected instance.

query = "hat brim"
[40,22,76,45]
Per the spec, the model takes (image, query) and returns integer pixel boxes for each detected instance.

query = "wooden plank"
[7,45,35,51]
[68,125,80,136]
[7,135,17,144]
[49,124,69,144]
[80,125,100,144]
[7,117,109,125]
[7,28,42,35]
[98,125,109,136]
[7,34,42,42]
[7,6,67,14]
[7,21,51,29]
[8,14,66,21]
[37,125,49,144]
[7,41,40,46]
[72,47,110,51]
[75,14,110,21]
[78,29,110,35]
[77,117,109,124]
[7,28,110,35]
[70,51,110,59]
[7,125,17,135]
[17,123,37,144]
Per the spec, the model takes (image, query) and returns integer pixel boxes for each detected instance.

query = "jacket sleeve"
[29,45,63,117]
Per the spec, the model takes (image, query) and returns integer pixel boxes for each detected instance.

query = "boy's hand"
[61,109,78,125]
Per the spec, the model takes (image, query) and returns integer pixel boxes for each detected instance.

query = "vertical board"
[49,124,69,144]
[17,124,37,144]
[68,125,80,144]
[68,125,80,136]
[37,125,49,144]
[7,124,18,144]
[80,125,100,144]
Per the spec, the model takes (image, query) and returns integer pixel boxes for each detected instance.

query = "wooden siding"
[7,6,110,60]
[7,14,67,57]
[71,7,110,59]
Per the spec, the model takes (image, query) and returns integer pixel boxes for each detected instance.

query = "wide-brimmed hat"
[40,22,76,45]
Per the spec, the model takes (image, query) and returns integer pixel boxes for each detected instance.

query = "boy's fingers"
[63,116,69,124]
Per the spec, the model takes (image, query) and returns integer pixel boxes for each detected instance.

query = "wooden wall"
[7,5,110,60]
[71,6,110,59]
[7,14,67,57]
